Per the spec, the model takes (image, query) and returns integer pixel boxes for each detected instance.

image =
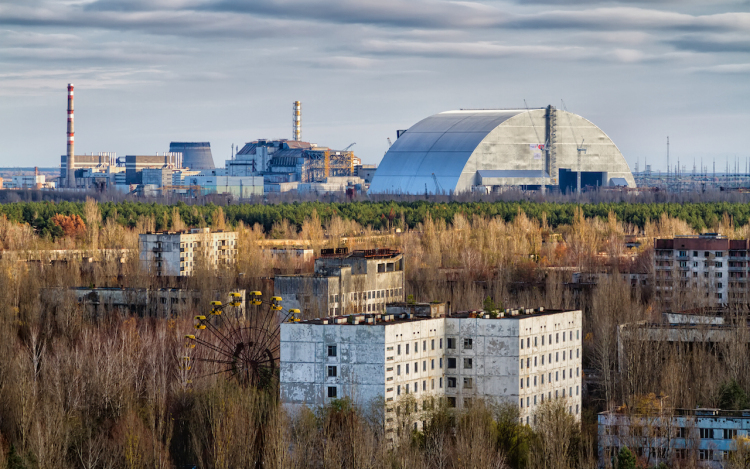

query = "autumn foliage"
[51,213,86,238]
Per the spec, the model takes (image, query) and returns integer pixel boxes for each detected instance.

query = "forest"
[3,200,750,239]
[0,198,750,468]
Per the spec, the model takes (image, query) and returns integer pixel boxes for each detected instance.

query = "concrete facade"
[274,248,405,317]
[599,409,750,467]
[139,228,237,276]
[654,233,750,309]
[280,307,582,438]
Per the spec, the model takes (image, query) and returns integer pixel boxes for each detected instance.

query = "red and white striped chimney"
[66,83,75,188]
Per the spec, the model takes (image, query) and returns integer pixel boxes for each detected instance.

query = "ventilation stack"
[66,84,75,188]
[293,101,301,141]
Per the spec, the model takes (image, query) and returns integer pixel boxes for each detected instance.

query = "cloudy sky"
[1,0,749,171]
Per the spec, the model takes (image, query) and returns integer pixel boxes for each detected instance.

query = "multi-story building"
[274,248,405,317]
[599,408,750,467]
[280,306,582,438]
[139,228,237,276]
[653,233,750,310]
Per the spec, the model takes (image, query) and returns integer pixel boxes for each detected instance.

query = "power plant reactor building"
[169,142,215,170]
[368,107,635,195]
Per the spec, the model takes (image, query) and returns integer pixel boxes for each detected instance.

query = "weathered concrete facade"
[139,228,237,276]
[280,307,582,437]
[599,408,750,467]
[274,249,404,317]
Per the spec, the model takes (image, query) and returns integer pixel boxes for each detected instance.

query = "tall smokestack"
[292,101,301,141]
[66,84,75,188]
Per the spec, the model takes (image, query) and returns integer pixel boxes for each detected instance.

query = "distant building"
[274,248,405,317]
[4,173,53,189]
[654,233,750,309]
[139,228,238,276]
[125,154,182,185]
[599,407,750,467]
[60,153,117,182]
[67,286,245,318]
[280,306,582,439]
[184,173,263,198]
[169,142,214,170]
[266,247,315,263]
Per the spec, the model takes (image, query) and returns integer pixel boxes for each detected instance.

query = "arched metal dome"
[368,108,635,194]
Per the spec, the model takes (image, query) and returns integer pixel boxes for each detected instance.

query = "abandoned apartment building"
[139,228,238,276]
[274,248,405,317]
[280,304,582,438]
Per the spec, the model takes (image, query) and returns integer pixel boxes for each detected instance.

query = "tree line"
[5,200,750,239]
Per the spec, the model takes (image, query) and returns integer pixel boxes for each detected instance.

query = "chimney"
[66,84,75,189]
[292,101,301,141]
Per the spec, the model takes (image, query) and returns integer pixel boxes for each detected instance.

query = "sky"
[1,0,749,171]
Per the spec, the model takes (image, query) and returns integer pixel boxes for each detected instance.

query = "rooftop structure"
[280,306,582,440]
[274,248,405,317]
[368,107,635,195]
[139,228,237,276]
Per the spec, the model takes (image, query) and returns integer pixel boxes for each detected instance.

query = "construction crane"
[431,173,443,195]
[343,142,356,151]
[561,100,586,195]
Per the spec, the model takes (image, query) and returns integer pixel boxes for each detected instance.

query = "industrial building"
[169,142,215,170]
[139,228,237,276]
[368,107,635,195]
[280,306,582,438]
[274,248,405,317]
[653,233,750,309]
[599,407,749,466]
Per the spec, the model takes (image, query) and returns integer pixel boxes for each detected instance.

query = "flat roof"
[287,307,578,326]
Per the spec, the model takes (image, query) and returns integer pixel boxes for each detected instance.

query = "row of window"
[520,368,580,389]
[677,250,724,258]
[678,260,723,268]
[520,349,580,369]
[520,387,579,408]
[520,330,580,350]
[330,288,404,304]
[395,378,442,396]
[604,425,738,440]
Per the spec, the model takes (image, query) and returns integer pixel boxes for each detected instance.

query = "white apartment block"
[654,233,750,309]
[280,305,582,435]
[139,228,238,276]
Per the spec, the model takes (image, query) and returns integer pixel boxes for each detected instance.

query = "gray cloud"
[668,34,750,53]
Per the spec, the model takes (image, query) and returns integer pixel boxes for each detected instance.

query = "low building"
[67,287,245,318]
[274,248,405,317]
[599,408,750,467]
[654,233,750,310]
[139,228,238,276]
[265,247,315,263]
[280,306,582,440]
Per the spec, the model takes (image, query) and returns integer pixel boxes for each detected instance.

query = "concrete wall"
[280,323,387,410]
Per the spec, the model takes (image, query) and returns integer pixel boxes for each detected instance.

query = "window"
[406,343,409,355]
[431,359,434,370]
[521,379,524,389]
[447,358,457,369]
[447,338,456,349]
[447,397,456,407]
[577,349,580,358]
[463,337,473,349]
[725,429,737,439]
[328,386,337,398]
[463,377,473,389]
[576,330,579,340]
[527,358,530,368]
[414,342,418,354]
[699,449,713,460]
[527,337,530,348]
[521,339,524,350]
[563,370,566,379]
[563,351,566,360]
[447,377,457,388]
[422,361,426,372]
[534,337,537,346]
[431,379,435,390]
[431,339,435,350]
[406,364,409,374]
[534,357,537,366]
[423,381,426,391]
[464,358,473,369]
[439,378,443,388]
[716,251,724,258]
[397,365,401,375]
[327,366,337,377]
[677,427,687,438]
[542,335,545,346]
[556,371,559,381]
[693,251,698,257]
[397,344,401,355]
[423,340,426,351]
[556,352,559,362]
[440,358,443,368]
[534,376,537,386]
[328,345,337,357]
[700,428,713,439]
[556,333,559,343]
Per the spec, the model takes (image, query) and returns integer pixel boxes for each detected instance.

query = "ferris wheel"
[182,291,300,389]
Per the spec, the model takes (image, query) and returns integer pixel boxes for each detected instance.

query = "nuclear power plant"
[368,107,636,195]
[37,85,647,197]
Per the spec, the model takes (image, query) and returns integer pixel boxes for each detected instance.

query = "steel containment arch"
[368,107,635,195]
